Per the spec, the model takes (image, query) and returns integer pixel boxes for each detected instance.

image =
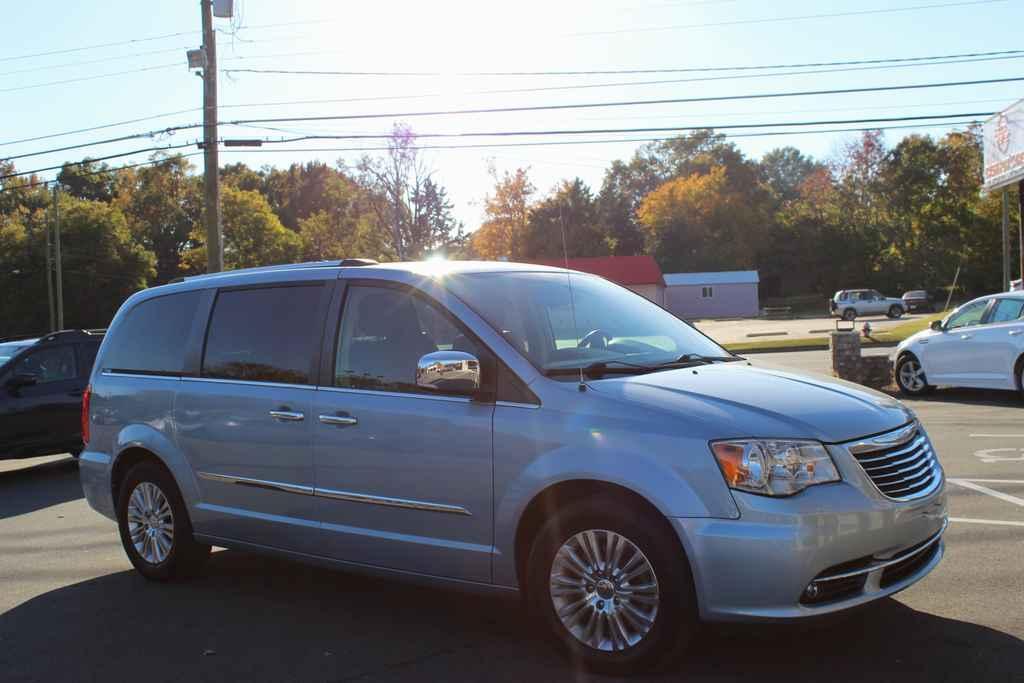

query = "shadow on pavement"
[0,457,81,520]
[908,387,1023,408]
[0,549,1020,683]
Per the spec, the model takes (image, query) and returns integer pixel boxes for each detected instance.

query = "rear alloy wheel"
[527,499,697,674]
[842,308,857,321]
[896,356,932,396]
[117,461,210,581]
[888,305,904,319]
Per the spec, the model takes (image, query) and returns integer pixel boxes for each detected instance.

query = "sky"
[3,0,1024,230]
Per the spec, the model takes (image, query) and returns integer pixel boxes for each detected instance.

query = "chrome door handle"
[319,414,358,426]
[269,410,304,422]
[1010,330,1023,336]
[960,334,971,340]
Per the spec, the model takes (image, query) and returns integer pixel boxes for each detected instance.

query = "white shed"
[664,271,760,319]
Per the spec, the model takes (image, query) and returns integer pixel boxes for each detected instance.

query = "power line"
[0,45,192,77]
[1,125,203,162]
[216,120,984,155]
[0,152,204,194]
[219,54,1024,99]
[0,141,200,182]
[248,113,991,144]
[227,77,1023,126]
[0,30,197,64]
[0,109,202,148]
[573,0,1009,36]
[221,48,1024,77]
[0,62,182,94]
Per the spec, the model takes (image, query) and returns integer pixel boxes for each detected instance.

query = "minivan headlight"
[710,439,840,496]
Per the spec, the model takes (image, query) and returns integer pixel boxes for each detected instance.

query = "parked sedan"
[901,290,934,313]
[894,293,1024,396]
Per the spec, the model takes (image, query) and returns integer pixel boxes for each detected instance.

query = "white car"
[894,293,1024,396]
[831,289,906,320]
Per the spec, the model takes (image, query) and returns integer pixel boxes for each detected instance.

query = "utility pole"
[45,187,55,332]
[1002,190,1011,291]
[1019,179,1024,286]
[53,184,64,330]
[201,0,222,273]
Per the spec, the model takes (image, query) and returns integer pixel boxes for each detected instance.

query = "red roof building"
[527,255,667,305]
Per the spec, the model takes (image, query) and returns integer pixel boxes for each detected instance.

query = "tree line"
[0,125,1019,333]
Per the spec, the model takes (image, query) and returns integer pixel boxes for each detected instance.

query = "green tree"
[523,178,606,259]
[184,186,302,271]
[57,159,118,203]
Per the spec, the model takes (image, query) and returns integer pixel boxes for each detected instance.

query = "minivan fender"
[491,441,739,587]
[112,423,200,507]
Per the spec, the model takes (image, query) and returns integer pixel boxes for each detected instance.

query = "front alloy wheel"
[549,530,660,652]
[527,499,696,674]
[896,356,932,396]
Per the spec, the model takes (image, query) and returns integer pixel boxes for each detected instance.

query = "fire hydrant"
[861,321,872,338]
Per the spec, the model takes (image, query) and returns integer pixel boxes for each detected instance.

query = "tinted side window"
[103,291,201,375]
[989,299,1024,323]
[78,342,101,377]
[203,285,323,385]
[334,285,483,394]
[14,345,77,383]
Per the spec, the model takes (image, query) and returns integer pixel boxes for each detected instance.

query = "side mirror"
[416,351,481,394]
[6,372,38,389]
[930,320,944,332]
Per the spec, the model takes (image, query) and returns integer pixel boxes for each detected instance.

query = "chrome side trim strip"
[100,370,182,381]
[181,376,315,391]
[197,472,471,516]
[316,385,473,404]
[814,519,948,583]
[495,400,541,410]
[196,471,314,496]
[314,486,472,516]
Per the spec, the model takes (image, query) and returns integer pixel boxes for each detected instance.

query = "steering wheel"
[577,329,611,349]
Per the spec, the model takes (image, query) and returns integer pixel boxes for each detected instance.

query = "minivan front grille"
[846,424,940,501]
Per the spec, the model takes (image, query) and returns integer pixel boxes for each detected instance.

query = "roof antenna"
[559,205,586,392]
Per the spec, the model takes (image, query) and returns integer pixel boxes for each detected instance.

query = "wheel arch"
[512,479,689,598]
[110,424,198,513]
[1014,352,1024,392]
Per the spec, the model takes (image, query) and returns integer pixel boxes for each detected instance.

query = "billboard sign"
[983,98,1024,192]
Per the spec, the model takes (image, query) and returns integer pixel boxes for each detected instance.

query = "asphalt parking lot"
[694,311,929,344]
[1,349,1022,682]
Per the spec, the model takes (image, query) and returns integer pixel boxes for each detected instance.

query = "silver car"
[80,260,947,674]
[831,289,907,320]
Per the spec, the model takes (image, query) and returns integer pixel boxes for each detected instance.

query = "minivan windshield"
[445,271,732,374]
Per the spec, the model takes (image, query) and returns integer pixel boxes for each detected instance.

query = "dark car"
[902,290,934,313]
[0,329,104,460]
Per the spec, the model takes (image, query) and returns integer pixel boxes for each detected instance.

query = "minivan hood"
[586,362,912,443]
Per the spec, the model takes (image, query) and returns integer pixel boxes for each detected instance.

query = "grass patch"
[723,311,947,354]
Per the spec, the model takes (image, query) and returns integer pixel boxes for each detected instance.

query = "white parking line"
[969,434,1024,438]
[956,478,1024,485]
[947,479,1024,507]
[950,517,1024,527]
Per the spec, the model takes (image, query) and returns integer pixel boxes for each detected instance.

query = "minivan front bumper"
[673,476,947,622]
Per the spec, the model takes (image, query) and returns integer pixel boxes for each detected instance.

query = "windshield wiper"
[668,353,745,366]
[544,360,656,378]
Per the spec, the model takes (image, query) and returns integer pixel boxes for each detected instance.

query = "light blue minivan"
[80,260,947,673]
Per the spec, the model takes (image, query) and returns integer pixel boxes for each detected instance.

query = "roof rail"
[176,258,378,283]
[0,329,106,344]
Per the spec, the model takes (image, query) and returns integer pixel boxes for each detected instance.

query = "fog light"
[804,583,820,600]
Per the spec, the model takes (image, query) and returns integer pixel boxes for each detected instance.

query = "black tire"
[525,498,697,674]
[842,308,857,321]
[117,460,210,581]
[887,305,904,319]
[895,355,933,396]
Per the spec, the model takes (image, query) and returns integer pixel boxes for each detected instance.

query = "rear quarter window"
[101,290,202,375]
[202,285,324,385]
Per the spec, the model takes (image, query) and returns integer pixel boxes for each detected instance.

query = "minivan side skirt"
[196,471,473,516]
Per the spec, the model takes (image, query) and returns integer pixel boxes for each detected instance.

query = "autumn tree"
[523,178,606,259]
[470,166,535,260]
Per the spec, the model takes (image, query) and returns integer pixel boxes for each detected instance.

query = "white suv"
[831,289,906,321]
